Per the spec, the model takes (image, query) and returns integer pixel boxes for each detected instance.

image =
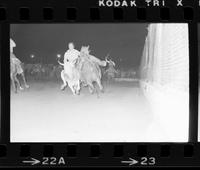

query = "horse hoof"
[100,89,104,93]
[89,91,94,94]
[20,87,24,90]
[25,85,30,89]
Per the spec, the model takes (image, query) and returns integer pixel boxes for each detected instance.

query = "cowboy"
[10,38,29,92]
[10,38,23,74]
[63,42,80,67]
[63,42,106,67]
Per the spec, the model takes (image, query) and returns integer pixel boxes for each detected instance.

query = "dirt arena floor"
[10,80,168,142]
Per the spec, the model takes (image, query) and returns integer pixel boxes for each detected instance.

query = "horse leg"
[60,70,67,90]
[14,75,23,90]
[11,74,17,93]
[71,80,80,95]
[88,82,94,94]
[68,82,76,95]
[72,84,78,95]
[75,80,81,95]
[21,72,29,88]
[96,78,104,93]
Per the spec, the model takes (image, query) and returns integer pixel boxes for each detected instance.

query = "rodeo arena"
[10,24,189,142]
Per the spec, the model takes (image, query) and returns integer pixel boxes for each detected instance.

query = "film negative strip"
[0,0,200,168]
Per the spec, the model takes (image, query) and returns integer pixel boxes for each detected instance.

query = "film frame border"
[0,0,199,167]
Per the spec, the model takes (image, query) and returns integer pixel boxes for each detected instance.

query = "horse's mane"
[80,46,91,56]
[76,46,95,71]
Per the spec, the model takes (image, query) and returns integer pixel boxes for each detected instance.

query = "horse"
[10,57,29,93]
[58,46,108,95]
[75,46,106,94]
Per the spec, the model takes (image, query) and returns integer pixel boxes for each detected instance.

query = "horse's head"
[80,46,90,56]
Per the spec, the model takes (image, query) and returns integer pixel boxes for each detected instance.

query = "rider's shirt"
[64,49,80,64]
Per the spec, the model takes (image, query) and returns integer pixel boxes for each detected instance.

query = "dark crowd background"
[10,24,148,71]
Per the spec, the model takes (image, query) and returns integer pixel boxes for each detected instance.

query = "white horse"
[58,46,109,95]
[58,59,81,95]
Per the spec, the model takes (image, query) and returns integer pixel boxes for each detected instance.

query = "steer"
[58,60,80,95]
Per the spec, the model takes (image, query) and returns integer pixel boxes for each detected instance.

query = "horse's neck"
[64,63,73,74]
[109,63,114,68]
[76,55,86,69]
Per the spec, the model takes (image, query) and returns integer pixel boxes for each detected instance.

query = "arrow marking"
[121,158,138,166]
[22,158,40,165]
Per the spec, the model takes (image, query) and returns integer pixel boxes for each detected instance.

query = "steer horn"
[110,60,116,66]
[105,54,110,63]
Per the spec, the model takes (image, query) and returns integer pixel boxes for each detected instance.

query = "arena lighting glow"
[30,54,35,58]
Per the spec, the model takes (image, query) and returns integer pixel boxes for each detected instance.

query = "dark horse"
[75,46,105,94]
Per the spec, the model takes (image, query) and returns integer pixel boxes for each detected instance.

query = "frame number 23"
[141,157,156,165]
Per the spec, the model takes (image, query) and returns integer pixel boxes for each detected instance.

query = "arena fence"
[140,24,189,142]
